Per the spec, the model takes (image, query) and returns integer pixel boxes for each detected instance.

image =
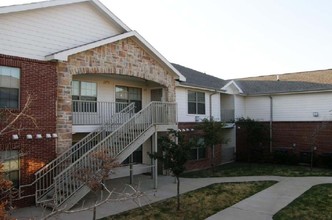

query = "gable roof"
[234,69,332,95]
[0,0,185,81]
[172,63,226,91]
[235,80,332,95]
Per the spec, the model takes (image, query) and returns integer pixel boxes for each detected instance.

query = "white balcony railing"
[72,101,129,125]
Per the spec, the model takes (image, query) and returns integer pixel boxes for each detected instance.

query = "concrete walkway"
[11,175,332,220]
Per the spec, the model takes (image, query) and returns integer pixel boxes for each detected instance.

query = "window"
[190,138,206,160]
[0,151,19,188]
[116,86,142,113]
[72,81,97,112]
[0,66,20,109]
[188,91,205,114]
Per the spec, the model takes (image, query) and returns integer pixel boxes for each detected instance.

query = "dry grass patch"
[274,184,332,220]
[181,162,332,178]
[104,181,276,220]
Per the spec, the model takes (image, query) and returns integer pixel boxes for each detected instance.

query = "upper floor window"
[188,91,205,114]
[72,80,97,112]
[0,66,20,109]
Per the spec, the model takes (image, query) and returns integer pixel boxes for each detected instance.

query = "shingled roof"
[234,69,332,95]
[172,63,226,90]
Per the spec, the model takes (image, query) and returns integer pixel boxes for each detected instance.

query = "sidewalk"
[206,176,332,220]
[11,175,332,220]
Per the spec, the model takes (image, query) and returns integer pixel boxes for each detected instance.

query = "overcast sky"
[1,0,332,79]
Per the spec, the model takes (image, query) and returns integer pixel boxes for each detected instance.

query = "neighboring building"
[222,70,332,162]
[0,0,184,209]
[172,64,236,170]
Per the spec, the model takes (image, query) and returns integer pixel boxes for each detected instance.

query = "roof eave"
[243,89,332,96]
[177,83,223,93]
[45,31,135,61]
[221,80,244,94]
[0,0,89,14]
[46,31,186,82]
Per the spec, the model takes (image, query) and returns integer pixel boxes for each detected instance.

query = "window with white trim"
[72,80,97,112]
[115,86,142,113]
[0,66,20,109]
[188,91,205,114]
[0,150,19,188]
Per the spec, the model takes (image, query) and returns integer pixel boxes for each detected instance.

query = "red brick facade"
[0,54,57,206]
[178,122,222,171]
[236,121,332,163]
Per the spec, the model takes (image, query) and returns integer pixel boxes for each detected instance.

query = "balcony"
[72,101,130,125]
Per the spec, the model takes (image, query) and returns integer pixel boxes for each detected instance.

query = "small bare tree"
[149,129,192,211]
[0,93,37,136]
[0,93,37,219]
[42,151,147,220]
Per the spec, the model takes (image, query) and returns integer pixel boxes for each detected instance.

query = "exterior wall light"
[36,134,42,139]
[26,134,33,140]
[46,133,52,138]
[52,133,58,138]
[12,134,19,140]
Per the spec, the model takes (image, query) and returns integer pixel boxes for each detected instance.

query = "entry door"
[151,89,163,102]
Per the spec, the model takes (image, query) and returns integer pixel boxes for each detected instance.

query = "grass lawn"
[103,181,276,220]
[181,162,332,178]
[273,184,332,220]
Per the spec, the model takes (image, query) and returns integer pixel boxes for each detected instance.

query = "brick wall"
[56,37,177,153]
[0,54,57,207]
[179,122,222,171]
[236,121,332,162]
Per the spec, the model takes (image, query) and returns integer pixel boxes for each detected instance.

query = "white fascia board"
[132,31,186,82]
[45,31,136,61]
[47,30,186,82]
[245,89,332,97]
[90,0,130,32]
[0,0,89,14]
[222,80,243,94]
[176,83,222,93]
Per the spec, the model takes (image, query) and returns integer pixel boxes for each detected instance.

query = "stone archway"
[56,37,177,153]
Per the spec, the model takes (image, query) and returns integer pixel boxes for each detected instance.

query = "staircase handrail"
[52,102,176,207]
[34,102,135,202]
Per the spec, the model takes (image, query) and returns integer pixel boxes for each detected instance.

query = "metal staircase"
[34,102,176,210]
[33,103,135,205]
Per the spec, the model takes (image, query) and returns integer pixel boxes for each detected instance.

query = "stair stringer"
[114,125,156,164]
[53,126,156,210]
[57,185,90,210]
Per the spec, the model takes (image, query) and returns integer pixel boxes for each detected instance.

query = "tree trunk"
[211,145,215,171]
[92,206,96,220]
[176,176,180,211]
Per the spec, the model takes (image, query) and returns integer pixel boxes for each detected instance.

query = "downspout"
[209,90,218,164]
[209,90,218,120]
[269,96,273,153]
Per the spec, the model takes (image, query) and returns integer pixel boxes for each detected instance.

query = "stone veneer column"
[55,38,177,153]
[56,62,73,154]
